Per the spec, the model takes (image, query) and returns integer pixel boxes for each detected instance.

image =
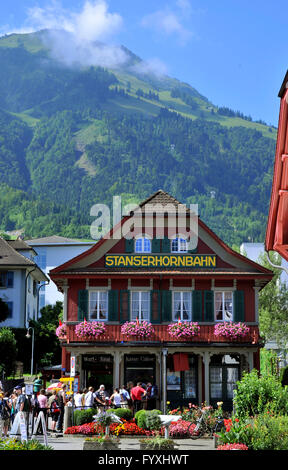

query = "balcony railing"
[64,324,260,345]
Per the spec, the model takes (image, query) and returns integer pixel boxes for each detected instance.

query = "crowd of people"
[0,380,158,438]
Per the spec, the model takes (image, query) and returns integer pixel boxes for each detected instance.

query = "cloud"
[141,5,193,45]
[131,57,169,78]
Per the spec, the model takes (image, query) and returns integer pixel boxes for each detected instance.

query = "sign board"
[9,411,28,442]
[25,384,33,395]
[32,410,48,447]
[73,377,79,393]
[105,253,216,268]
[70,355,75,377]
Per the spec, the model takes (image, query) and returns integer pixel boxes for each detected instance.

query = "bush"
[249,413,288,450]
[73,408,95,426]
[233,369,288,418]
[135,409,162,430]
[106,407,133,421]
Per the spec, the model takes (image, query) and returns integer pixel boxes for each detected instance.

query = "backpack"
[51,398,60,413]
[23,395,31,412]
[0,400,10,420]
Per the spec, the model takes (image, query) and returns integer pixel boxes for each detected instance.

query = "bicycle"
[187,408,224,440]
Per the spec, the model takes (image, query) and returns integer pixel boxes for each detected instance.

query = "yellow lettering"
[105,255,114,266]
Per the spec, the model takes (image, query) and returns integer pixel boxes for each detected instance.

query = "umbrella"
[46,382,62,392]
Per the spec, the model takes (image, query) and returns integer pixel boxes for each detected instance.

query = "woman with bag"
[48,390,60,433]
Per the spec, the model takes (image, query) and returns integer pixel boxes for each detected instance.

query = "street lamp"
[26,327,35,376]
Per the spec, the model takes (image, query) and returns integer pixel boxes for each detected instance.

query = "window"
[135,237,151,253]
[171,237,187,253]
[172,291,192,321]
[89,291,108,321]
[184,369,197,398]
[0,272,14,288]
[7,301,13,318]
[215,291,233,321]
[131,291,150,321]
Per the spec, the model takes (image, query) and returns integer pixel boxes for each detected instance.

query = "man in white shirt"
[84,387,95,409]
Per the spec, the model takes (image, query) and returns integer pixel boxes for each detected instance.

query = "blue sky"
[1,0,287,126]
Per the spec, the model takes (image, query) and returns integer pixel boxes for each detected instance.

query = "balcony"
[64,324,260,345]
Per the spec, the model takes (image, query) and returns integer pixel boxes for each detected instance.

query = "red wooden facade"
[50,190,273,410]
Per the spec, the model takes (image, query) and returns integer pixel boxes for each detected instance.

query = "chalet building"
[50,190,273,410]
[266,69,288,263]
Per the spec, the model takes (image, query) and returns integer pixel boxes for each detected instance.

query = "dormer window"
[171,237,188,253]
[135,237,151,253]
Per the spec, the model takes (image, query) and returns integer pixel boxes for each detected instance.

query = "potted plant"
[167,321,200,338]
[214,322,250,340]
[121,320,154,338]
[83,435,120,450]
[140,436,178,450]
[55,322,67,339]
[75,320,106,340]
[93,411,122,435]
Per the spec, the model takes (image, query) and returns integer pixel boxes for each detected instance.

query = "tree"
[258,252,288,348]
[0,328,17,377]
[29,301,63,370]
[0,298,9,323]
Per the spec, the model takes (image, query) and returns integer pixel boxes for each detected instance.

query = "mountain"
[0,30,277,246]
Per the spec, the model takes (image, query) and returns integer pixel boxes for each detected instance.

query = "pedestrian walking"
[48,390,60,433]
[0,392,10,437]
[56,384,67,433]
[84,387,95,409]
[110,388,122,409]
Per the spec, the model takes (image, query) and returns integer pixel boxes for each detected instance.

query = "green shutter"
[125,238,134,253]
[108,290,118,322]
[120,290,130,324]
[161,290,172,322]
[192,290,202,321]
[233,290,245,322]
[152,238,161,253]
[204,290,214,322]
[162,237,171,253]
[150,290,161,323]
[78,289,88,321]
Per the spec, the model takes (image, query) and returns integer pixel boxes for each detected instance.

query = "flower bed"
[214,322,250,340]
[65,420,152,437]
[121,321,154,338]
[75,321,106,339]
[217,443,248,450]
[167,322,200,338]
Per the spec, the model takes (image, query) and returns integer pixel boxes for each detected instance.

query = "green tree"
[0,328,17,377]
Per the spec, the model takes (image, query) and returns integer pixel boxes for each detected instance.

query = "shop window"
[172,291,192,321]
[89,291,108,321]
[184,369,197,398]
[214,291,233,321]
[131,291,150,321]
[171,237,188,253]
[135,237,151,253]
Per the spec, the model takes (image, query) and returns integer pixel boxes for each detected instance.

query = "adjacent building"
[50,190,273,410]
[0,238,48,328]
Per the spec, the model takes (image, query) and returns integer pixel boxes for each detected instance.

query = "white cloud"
[141,7,193,45]
[131,57,169,78]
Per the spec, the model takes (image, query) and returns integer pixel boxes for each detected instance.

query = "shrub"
[233,369,288,418]
[73,408,95,426]
[141,436,177,450]
[0,438,53,450]
[106,407,133,421]
[135,409,162,430]
[249,413,288,450]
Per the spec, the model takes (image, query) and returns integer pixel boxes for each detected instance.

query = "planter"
[139,438,178,450]
[167,322,200,339]
[121,321,154,338]
[83,441,120,450]
[214,322,250,340]
[75,321,106,340]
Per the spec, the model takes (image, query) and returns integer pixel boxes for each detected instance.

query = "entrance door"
[82,354,113,394]
[209,355,240,410]
[124,354,156,386]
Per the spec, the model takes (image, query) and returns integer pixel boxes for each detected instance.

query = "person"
[56,384,67,433]
[119,386,130,408]
[84,387,95,409]
[37,389,48,423]
[74,389,83,410]
[7,392,17,425]
[110,388,122,409]
[33,375,43,394]
[95,385,109,411]
[146,382,158,410]
[0,392,10,437]
[15,386,30,435]
[48,390,59,433]
[130,382,147,412]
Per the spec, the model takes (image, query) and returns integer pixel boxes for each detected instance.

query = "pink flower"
[75,321,106,339]
[168,322,200,338]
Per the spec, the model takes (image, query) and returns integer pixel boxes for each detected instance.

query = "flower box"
[139,437,178,450]
[83,437,120,450]
[121,321,154,338]
[167,322,200,339]
[214,322,250,340]
[75,321,106,340]
[56,323,67,339]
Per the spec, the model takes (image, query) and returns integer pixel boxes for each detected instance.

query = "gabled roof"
[25,235,95,246]
[7,239,37,255]
[0,237,48,281]
[50,190,273,279]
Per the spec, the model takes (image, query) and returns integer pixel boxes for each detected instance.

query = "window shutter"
[152,238,160,253]
[78,289,88,321]
[7,271,14,288]
[192,290,202,321]
[108,290,118,322]
[125,238,134,253]
[162,237,171,253]
[161,290,172,322]
[204,291,214,322]
[150,290,161,323]
[120,290,130,324]
[233,290,245,322]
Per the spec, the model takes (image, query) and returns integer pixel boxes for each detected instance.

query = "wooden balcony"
[64,324,260,345]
